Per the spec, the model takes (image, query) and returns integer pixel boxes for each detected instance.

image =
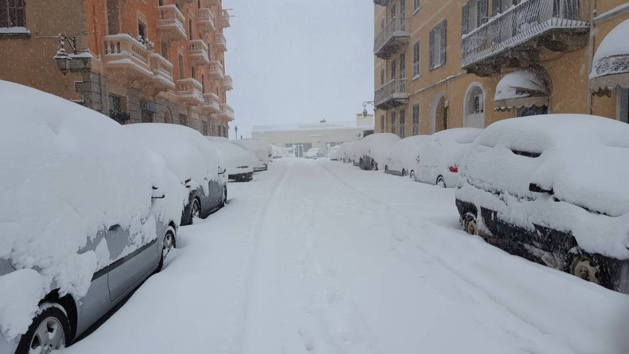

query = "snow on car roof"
[206,138,257,169]
[428,128,482,145]
[361,133,401,154]
[0,81,156,338]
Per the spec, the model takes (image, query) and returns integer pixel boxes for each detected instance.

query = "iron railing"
[374,17,408,55]
[374,79,407,106]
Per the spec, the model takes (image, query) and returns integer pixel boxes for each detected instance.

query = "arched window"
[430,94,447,133]
[464,84,485,128]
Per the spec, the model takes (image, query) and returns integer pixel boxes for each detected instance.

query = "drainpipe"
[587,0,597,114]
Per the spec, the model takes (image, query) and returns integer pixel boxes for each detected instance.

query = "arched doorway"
[464,83,485,128]
[164,108,174,124]
[430,94,448,133]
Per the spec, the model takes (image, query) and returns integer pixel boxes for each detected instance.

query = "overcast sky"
[224,0,374,139]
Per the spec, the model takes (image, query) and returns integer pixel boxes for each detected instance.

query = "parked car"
[206,137,256,182]
[415,128,482,188]
[233,138,272,171]
[328,145,342,161]
[384,135,429,178]
[0,81,185,354]
[358,133,401,171]
[455,114,629,292]
[272,145,291,159]
[127,124,228,226]
[304,148,321,159]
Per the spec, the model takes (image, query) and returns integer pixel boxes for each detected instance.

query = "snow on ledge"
[0,27,30,34]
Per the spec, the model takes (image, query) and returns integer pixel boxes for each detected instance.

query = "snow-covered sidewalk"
[63,158,629,354]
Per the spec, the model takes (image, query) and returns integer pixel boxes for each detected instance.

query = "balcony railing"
[222,75,233,90]
[201,92,221,113]
[214,33,227,52]
[374,0,389,5]
[157,5,186,41]
[197,8,215,33]
[461,0,589,75]
[177,78,204,105]
[188,39,210,65]
[149,53,175,90]
[374,79,408,110]
[209,61,224,79]
[219,103,234,120]
[374,17,410,59]
[220,10,230,28]
[103,34,152,78]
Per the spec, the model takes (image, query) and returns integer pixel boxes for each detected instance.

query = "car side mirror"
[218,168,227,175]
[529,183,553,195]
[152,186,165,199]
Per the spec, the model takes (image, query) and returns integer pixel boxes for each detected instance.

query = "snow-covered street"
[63,158,629,354]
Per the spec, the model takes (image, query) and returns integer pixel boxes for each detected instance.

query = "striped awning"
[494,67,550,111]
[590,19,629,96]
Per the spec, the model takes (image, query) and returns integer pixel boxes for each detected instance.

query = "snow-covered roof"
[590,19,629,94]
[494,67,550,111]
[252,120,372,133]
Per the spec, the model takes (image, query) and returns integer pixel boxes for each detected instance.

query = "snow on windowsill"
[0,27,30,34]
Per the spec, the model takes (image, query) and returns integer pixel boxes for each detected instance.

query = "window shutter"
[440,20,447,66]
[479,0,488,25]
[429,28,435,69]
[462,3,469,35]
[492,0,502,16]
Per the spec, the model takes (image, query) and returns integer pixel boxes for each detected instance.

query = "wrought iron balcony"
[461,0,590,76]
[374,79,408,110]
[209,60,224,79]
[201,93,221,113]
[188,39,210,65]
[219,103,234,121]
[214,33,227,52]
[374,17,410,59]
[157,5,186,41]
[197,7,215,33]
[103,34,152,80]
[374,0,389,5]
[222,75,233,91]
[177,78,204,105]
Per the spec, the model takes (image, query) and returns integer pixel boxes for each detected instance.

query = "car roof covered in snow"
[427,128,482,145]
[205,138,257,169]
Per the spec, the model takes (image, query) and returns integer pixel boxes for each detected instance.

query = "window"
[161,41,169,60]
[399,109,406,138]
[140,100,154,123]
[202,121,208,135]
[399,52,406,79]
[380,115,385,132]
[412,104,419,135]
[412,41,420,78]
[138,21,146,39]
[429,20,447,70]
[380,68,385,86]
[201,74,206,92]
[106,0,120,35]
[413,0,420,13]
[191,66,196,79]
[179,114,188,126]
[0,0,25,28]
[390,60,396,80]
[390,112,396,134]
[462,0,488,35]
[188,19,193,40]
[178,54,184,78]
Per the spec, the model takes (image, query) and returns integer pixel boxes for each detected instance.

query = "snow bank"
[360,133,401,167]
[206,138,256,176]
[0,80,157,340]
[457,114,629,259]
[0,270,45,339]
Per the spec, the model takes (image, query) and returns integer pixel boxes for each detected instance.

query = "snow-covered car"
[384,135,429,178]
[272,145,291,159]
[415,128,482,188]
[233,138,272,171]
[207,137,256,182]
[358,133,401,171]
[344,141,362,165]
[127,124,228,225]
[304,148,320,159]
[0,81,186,354]
[328,146,342,161]
[455,114,629,292]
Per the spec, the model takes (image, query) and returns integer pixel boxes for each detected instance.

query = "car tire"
[190,198,201,224]
[436,176,446,188]
[410,170,415,181]
[16,303,71,354]
[220,186,227,207]
[570,255,601,285]
[464,213,478,236]
[402,169,407,177]
[156,226,176,273]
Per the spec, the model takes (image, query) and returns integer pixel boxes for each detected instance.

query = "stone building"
[0,0,234,136]
[373,0,629,135]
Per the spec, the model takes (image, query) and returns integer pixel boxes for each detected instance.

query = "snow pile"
[206,137,256,176]
[0,81,157,340]
[591,19,629,79]
[0,270,45,339]
[233,138,272,166]
[385,135,428,173]
[457,114,629,259]
[360,133,401,167]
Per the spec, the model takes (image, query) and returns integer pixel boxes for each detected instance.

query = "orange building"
[0,0,233,137]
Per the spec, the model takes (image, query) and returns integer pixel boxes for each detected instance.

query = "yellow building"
[0,0,234,137]
[373,0,629,136]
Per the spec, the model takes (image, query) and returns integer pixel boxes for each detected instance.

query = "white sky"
[224,0,374,139]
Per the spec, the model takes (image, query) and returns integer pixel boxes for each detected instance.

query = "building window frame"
[429,20,447,70]
[0,0,26,29]
[390,111,397,134]
[413,0,421,15]
[412,41,420,79]
[399,52,406,79]
[399,109,406,138]
[412,104,419,135]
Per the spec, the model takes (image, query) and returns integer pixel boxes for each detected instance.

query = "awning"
[494,67,550,111]
[590,19,629,96]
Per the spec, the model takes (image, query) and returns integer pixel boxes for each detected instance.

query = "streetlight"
[53,34,77,75]
[234,125,238,140]
[362,101,375,118]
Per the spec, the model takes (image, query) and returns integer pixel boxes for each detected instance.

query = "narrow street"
[64,159,629,354]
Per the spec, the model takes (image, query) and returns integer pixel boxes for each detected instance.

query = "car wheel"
[402,169,407,177]
[221,186,227,207]
[156,226,176,273]
[190,198,201,223]
[410,170,415,181]
[436,176,446,188]
[570,255,601,285]
[384,165,389,173]
[16,303,71,354]
[464,213,478,236]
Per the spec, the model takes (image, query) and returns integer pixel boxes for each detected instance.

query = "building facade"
[373,0,629,136]
[0,0,234,136]
[252,114,375,157]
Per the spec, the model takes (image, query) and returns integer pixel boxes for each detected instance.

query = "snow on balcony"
[209,61,224,80]
[201,93,221,114]
[219,103,234,121]
[222,75,233,91]
[220,10,230,28]
[177,78,204,105]
[197,8,216,33]
[214,33,227,52]
[188,39,210,65]
[149,53,175,91]
[157,5,186,41]
[103,34,152,79]
[374,17,409,59]
[374,79,408,110]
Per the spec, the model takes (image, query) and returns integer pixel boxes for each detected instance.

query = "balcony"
[214,33,227,52]
[374,79,408,110]
[461,0,590,77]
[209,61,224,79]
[374,17,410,59]
[222,75,233,90]
[374,0,389,5]
[220,10,230,28]
[176,78,204,105]
[219,103,234,121]
[208,0,220,5]
[157,5,186,41]
[103,34,152,80]
[188,39,210,65]
[201,93,221,113]
[149,53,175,90]
[197,8,215,33]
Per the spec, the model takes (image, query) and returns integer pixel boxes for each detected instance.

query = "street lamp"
[53,34,77,75]
[362,101,375,118]
[234,125,238,140]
